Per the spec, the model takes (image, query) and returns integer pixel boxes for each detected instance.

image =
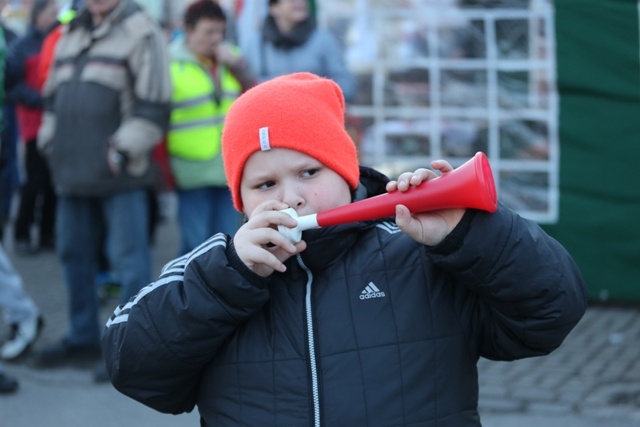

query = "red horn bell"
[316,151,498,228]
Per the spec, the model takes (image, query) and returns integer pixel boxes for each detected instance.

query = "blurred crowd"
[0,0,352,391]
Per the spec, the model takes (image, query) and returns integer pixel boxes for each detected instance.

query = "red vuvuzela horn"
[279,152,498,243]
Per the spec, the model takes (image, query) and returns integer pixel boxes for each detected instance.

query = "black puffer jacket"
[103,167,587,426]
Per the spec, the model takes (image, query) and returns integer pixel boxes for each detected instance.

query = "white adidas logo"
[360,282,386,300]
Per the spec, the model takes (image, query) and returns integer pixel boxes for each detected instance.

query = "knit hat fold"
[222,72,360,212]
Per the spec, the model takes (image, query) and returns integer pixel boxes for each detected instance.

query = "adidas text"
[360,282,386,300]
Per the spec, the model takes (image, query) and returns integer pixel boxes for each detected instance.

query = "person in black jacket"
[102,72,587,426]
[5,0,59,255]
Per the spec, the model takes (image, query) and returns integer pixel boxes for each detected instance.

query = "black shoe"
[32,339,101,369]
[0,372,19,394]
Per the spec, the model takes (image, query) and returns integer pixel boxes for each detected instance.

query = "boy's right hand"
[234,201,307,277]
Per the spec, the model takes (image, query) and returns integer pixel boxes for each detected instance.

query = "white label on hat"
[259,127,271,151]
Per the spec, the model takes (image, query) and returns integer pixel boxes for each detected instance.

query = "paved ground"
[1,205,639,426]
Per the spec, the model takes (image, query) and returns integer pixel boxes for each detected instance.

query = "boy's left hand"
[386,160,466,247]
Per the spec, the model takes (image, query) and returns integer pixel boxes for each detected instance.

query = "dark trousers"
[14,140,57,244]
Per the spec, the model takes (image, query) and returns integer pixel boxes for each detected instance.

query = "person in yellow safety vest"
[167,0,255,255]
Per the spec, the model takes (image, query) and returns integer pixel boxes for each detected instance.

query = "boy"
[102,72,587,426]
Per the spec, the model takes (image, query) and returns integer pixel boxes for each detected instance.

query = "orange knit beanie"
[222,72,360,212]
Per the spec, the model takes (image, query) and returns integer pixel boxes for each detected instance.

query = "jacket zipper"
[297,255,320,427]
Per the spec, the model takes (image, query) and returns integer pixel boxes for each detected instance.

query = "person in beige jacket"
[34,0,171,381]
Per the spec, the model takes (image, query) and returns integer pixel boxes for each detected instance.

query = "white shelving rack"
[319,0,559,222]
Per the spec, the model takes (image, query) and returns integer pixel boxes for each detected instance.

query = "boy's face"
[240,148,352,218]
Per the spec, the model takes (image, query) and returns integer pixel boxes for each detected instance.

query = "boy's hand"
[386,160,466,247]
[234,201,307,277]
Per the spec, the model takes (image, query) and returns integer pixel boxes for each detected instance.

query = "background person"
[0,0,19,242]
[167,0,254,255]
[0,26,43,391]
[5,0,59,255]
[240,0,356,102]
[33,0,171,380]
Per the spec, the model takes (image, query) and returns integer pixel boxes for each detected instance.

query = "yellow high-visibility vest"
[167,61,241,160]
